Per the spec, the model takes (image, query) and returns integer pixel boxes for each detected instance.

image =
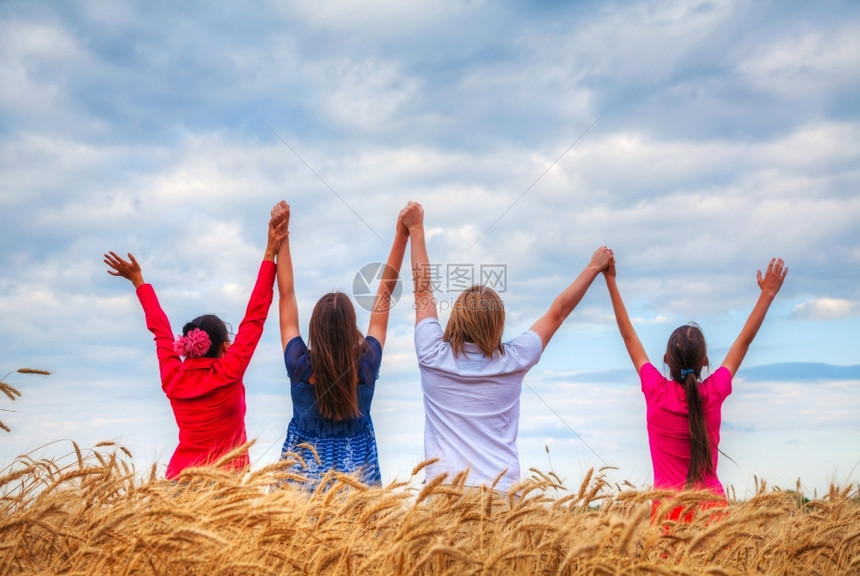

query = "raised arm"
[529,246,613,349]
[721,258,787,377]
[218,210,288,376]
[402,201,437,324]
[603,259,649,373]
[105,251,181,376]
[273,201,300,349]
[265,205,288,264]
[366,205,411,348]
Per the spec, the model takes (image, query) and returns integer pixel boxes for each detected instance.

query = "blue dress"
[280,336,382,487]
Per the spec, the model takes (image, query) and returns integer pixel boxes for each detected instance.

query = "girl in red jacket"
[105,207,287,479]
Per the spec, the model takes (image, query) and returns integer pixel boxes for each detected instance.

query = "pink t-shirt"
[640,362,732,497]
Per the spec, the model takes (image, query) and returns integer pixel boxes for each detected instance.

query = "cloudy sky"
[1,0,858,498]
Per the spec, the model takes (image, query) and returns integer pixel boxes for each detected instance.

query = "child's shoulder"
[640,362,669,394]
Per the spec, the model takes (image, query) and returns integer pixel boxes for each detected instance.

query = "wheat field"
[0,442,857,576]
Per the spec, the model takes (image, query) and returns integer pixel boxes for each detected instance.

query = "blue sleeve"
[284,336,310,386]
[360,336,383,388]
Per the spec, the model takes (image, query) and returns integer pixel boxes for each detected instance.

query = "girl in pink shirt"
[603,257,787,515]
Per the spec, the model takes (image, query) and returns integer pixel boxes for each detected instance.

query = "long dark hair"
[182,314,229,359]
[665,323,712,488]
[308,292,366,421]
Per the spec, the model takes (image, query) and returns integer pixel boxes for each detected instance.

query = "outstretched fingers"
[104,251,120,275]
[104,251,133,275]
[757,257,788,296]
[271,218,289,243]
[104,251,144,286]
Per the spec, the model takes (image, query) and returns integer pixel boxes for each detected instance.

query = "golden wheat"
[1,369,51,433]
[0,443,858,575]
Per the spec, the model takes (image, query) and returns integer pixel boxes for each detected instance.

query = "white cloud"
[0,19,84,116]
[792,298,860,320]
[533,0,736,84]
[738,22,860,98]
[283,0,467,36]
[323,58,417,131]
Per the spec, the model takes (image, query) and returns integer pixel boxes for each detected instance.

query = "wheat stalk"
[0,444,858,575]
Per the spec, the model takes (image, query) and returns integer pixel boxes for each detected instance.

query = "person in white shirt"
[402,202,612,492]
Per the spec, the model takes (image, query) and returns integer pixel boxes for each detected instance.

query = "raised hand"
[756,258,788,298]
[400,201,424,233]
[266,201,290,261]
[105,251,145,288]
[590,245,614,273]
[395,204,410,236]
[604,257,617,279]
[271,200,290,231]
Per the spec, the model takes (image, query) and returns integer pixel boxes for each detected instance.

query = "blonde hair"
[443,285,505,358]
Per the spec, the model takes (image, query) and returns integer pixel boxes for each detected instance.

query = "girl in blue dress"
[274,201,413,487]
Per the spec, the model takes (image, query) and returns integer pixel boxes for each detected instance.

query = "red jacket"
[136,261,276,479]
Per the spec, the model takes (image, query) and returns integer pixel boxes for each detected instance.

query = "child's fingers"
[104,252,123,267]
[272,219,289,240]
[769,258,784,278]
[774,259,788,284]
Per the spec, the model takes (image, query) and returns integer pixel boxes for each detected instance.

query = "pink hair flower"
[173,328,212,358]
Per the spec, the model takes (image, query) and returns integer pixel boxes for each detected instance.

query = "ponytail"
[681,370,713,488]
[665,324,713,489]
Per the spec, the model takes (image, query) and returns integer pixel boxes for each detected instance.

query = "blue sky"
[1,0,858,498]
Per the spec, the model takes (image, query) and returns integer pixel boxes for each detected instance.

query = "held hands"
[266,201,290,260]
[590,246,614,274]
[399,201,424,234]
[757,258,788,298]
[604,257,617,280]
[395,207,409,237]
[104,251,145,288]
[270,200,290,232]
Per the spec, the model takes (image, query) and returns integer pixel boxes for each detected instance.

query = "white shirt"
[414,317,543,492]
